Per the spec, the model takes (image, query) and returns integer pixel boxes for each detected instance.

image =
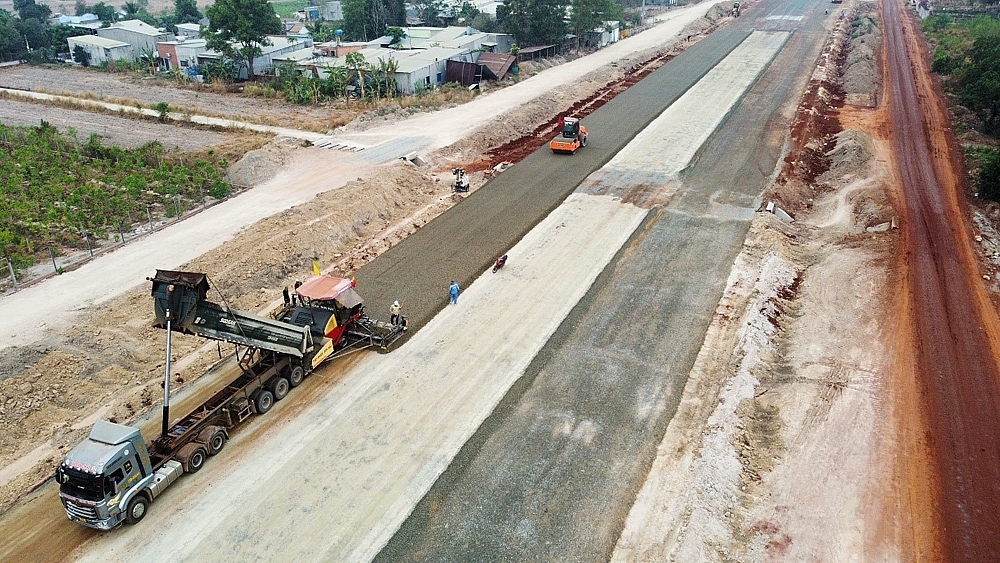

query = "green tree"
[72,44,90,65]
[385,25,404,45]
[959,30,1000,135]
[174,0,201,24]
[91,2,117,24]
[341,0,403,41]
[502,0,568,47]
[979,150,1000,201]
[122,1,140,18]
[0,9,24,61]
[570,0,622,50]
[342,0,367,40]
[204,0,282,80]
[345,50,368,99]
[13,0,50,22]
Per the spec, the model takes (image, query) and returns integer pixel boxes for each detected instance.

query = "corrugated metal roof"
[476,52,515,79]
[69,35,130,47]
[107,19,163,36]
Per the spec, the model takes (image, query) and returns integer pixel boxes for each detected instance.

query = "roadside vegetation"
[0,120,231,270]
[921,13,1000,200]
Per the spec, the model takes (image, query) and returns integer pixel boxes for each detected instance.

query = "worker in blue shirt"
[449,281,460,304]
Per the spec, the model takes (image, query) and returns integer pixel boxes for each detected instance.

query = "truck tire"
[177,443,208,473]
[288,366,305,388]
[203,429,226,456]
[124,494,149,525]
[268,377,290,401]
[251,389,274,414]
[581,135,587,147]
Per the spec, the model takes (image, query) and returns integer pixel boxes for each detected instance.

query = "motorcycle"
[492,254,508,273]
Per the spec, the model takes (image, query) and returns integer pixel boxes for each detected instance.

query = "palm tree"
[122,1,141,18]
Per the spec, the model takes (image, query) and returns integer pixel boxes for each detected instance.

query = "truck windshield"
[57,467,106,502]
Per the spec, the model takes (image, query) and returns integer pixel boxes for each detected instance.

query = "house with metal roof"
[66,35,131,65]
[156,37,209,71]
[197,36,314,79]
[97,19,174,59]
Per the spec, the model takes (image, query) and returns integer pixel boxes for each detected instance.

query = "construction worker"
[449,281,460,304]
[390,300,401,325]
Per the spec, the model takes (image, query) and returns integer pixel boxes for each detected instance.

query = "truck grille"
[64,500,98,520]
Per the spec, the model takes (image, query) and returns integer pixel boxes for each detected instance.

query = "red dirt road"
[885,0,1000,559]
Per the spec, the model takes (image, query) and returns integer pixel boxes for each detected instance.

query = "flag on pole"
[312,260,321,276]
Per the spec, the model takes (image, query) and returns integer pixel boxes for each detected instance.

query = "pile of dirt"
[843,1,881,107]
[227,136,305,187]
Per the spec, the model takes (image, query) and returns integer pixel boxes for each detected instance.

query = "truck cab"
[56,420,155,529]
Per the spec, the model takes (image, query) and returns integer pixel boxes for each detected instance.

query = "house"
[156,37,209,71]
[175,23,201,39]
[97,20,174,59]
[198,36,314,79]
[50,13,102,32]
[321,1,344,21]
[67,35,131,65]
[583,21,620,49]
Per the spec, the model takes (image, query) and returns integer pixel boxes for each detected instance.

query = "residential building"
[97,19,174,59]
[67,35,131,65]
[156,37,209,71]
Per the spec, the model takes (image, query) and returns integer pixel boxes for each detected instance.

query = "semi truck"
[55,270,404,530]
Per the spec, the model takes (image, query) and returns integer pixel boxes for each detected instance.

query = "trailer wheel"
[251,389,274,414]
[205,430,226,455]
[124,495,149,525]
[268,377,290,401]
[187,447,207,473]
[288,366,305,388]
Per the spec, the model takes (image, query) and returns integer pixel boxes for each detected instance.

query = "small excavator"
[549,116,588,154]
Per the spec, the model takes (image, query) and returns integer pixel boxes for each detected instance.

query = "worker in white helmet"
[390,300,402,325]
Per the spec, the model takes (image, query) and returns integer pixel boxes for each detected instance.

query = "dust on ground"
[0,4,734,513]
[615,1,902,559]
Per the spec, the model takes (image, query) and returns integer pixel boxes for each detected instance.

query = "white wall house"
[199,36,314,79]
[96,19,174,59]
[67,35,131,65]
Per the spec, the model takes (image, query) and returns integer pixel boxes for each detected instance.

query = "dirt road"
[883,0,1000,558]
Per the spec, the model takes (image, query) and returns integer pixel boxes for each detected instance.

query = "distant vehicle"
[550,117,588,154]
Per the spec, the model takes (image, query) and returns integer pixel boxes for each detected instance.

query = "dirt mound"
[227,136,304,187]
[817,129,874,187]
[843,2,881,107]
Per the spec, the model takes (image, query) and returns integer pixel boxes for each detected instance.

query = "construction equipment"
[56,270,403,530]
[550,117,588,154]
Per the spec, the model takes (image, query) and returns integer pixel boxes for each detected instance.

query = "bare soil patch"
[0,95,235,150]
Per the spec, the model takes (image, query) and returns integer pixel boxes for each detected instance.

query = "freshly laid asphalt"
[354,26,752,330]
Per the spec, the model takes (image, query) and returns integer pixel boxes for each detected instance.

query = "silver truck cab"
[56,419,154,530]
